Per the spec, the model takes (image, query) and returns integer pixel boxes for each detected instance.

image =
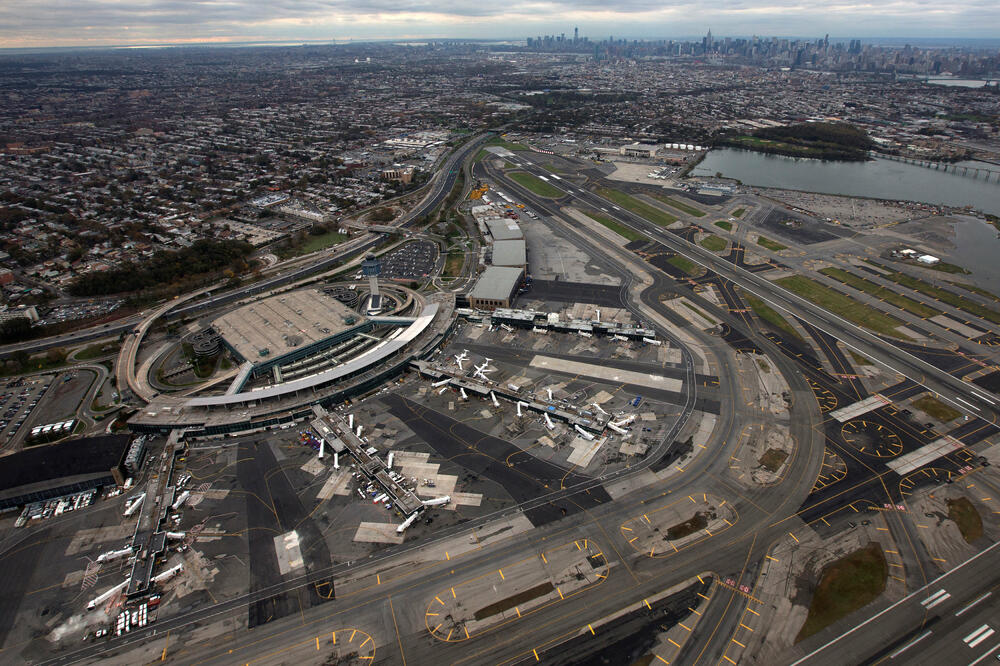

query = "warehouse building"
[468,266,524,310]
[490,239,527,271]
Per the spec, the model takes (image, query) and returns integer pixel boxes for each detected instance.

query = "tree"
[0,317,32,343]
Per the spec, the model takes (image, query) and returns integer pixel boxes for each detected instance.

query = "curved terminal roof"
[184,303,439,408]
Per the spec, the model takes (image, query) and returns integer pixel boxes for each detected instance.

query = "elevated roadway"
[0,133,489,361]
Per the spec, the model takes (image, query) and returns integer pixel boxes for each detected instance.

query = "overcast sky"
[1,0,997,49]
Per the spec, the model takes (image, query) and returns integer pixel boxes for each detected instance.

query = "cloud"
[1,0,998,47]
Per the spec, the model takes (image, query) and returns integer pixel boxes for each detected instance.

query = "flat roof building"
[212,288,366,375]
[620,143,660,158]
[491,239,527,270]
[485,218,523,241]
[468,266,524,310]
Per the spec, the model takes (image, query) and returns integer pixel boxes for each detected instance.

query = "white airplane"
[454,350,469,370]
[473,359,495,379]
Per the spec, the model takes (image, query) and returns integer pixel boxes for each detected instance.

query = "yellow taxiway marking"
[451,587,456,599]
[376,574,381,585]
[697,575,705,584]
[689,607,702,616]
[766,555,778,562]
[732,638,746,648]
[558,588,564,599]
[499,569,505,581]
[533,649,540,661]
[435,596,443,605]
[541,553,547,564]
[588,624,595,635]
[789,532,799,543]
[668,638,682,648]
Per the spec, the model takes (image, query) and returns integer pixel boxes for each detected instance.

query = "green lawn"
[757,236,788,252]
[667,255,699,276]
[682,301,716,325]
[597,187,678,227]
[582,210,645,242]
[731,208,746,218]
[820,267,939,319]
[485,136,530,151]
[741,289,801,339]
[871,263,1000,326]
[797,543,887,641]
[912,395,961,422]
[714,220,733,231]
[297,230,346,254]
[699,234,728,252]
[776,275,907,337]
[443,249,464,277]
[508,171,565,198]
[649,193,706,217]
[950,281,1000,302]
[76,342,116,360]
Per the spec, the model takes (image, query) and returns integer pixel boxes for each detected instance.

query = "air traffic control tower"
[361,253,383,315]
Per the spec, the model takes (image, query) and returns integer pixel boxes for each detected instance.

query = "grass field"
[443,249,464,277]
[485,137,530,151]
[756,236,788,252]
[649,192,706,217]
[297,230,346,254]
[947,497,983,543]
[848,350,873,366]
[682,301,716,325]
[797,543,887,641]
[776,275,907,337]
[912,395,961,422]
[582,210,645,242]
[667,255,699,276]
[76,342,116,360]
[509,171,565,198]
[741,289,801,339]
[597,187,678,227]
[714,220,733,231]
[699,234,728,252]
[872,264,1000,326]
[820,267,939,319]
[950,281,1000,302]
[923,261,970,275]
[731,208,746,217]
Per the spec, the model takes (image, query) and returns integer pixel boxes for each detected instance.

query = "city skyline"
[2,0,999,49]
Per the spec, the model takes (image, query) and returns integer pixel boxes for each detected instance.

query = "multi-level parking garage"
[128,285,456,437]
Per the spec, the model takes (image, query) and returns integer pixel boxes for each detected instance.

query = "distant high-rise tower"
[574,27,579,43]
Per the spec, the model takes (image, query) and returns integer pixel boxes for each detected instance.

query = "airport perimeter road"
[503,152,1000,422]
[791,541,1000,666]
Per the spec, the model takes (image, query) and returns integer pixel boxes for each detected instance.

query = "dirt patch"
[473,582,555,621]
[759,449,789,473]
[667,512,710,540]
[796,542,887,642]
[947,497,983,543]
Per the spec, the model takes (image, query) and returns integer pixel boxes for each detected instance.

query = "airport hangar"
[129,288,456,437]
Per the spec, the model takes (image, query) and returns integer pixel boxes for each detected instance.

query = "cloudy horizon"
[1,1,998,49]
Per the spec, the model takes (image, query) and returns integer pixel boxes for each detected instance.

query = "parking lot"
[0,375,53,447]
[380,240,438,279]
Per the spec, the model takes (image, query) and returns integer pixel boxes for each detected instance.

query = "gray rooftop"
[485,218,523,241]
[212,288,364,365]
[469,266,524,301]
[491,239,526,267]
